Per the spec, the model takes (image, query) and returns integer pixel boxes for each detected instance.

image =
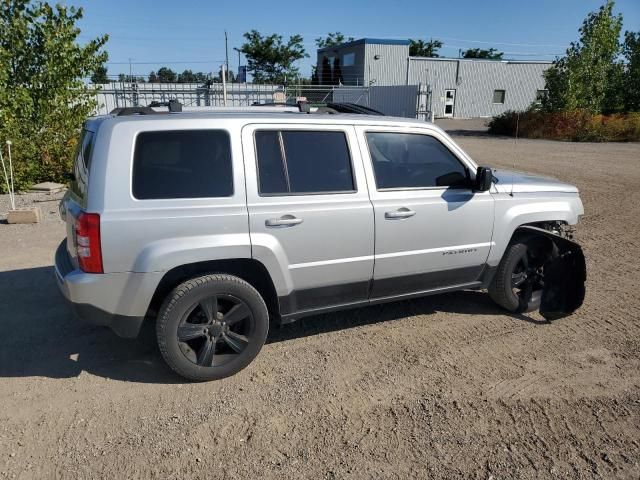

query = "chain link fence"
[91,82,433,121]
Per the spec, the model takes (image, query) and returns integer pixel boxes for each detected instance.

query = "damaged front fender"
[517,226,586,320]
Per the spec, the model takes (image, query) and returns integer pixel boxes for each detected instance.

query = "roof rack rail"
[148,99,183,112]
[110,99,183,116]
[110,106,157,116]
[326,103,384,115]
[251,100,384,116]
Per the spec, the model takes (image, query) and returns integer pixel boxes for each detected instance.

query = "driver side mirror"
[474,166,493,192]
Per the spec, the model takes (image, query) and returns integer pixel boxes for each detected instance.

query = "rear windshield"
[132,130,233,200]
[70,129,94,200]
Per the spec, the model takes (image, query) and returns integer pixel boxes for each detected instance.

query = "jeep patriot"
[55,106,586,381]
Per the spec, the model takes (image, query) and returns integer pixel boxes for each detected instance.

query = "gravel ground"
[0,191,65,224]
[0,126,639,479]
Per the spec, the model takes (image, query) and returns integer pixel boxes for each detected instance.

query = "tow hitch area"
[520,226,587,320]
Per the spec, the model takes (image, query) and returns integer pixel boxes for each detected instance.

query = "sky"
[64,0,640,80]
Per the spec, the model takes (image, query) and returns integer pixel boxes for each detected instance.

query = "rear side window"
[132,130,233,200]
[255,130,354,195]
[366,132,468,189]
[70,129,94,200]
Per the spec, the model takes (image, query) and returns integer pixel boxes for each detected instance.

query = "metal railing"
[91,82,432,121]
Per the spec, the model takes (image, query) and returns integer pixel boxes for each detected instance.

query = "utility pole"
[236,48,240,73]
[128,57,132,82]
[221,63,228,106]
[225,31,230,75]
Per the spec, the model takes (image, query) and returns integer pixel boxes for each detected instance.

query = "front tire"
[489,242,544,313]
[156,274,269,381]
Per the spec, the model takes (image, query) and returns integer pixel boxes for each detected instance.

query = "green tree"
[194,72,208,83]
[117,73,143,82]
[543,0,623,113]
[156,67,177,83]
[320,56,332,85]
[315,32,354,49]
[91,65,109,83]
[0,0,108,191]
[409,38,443,57]
[177,69,197,82]
[462,48,503,60]
[623,31,640,111]
[332,58,343,85]
[217,66,235,83]
[240,30,308,84]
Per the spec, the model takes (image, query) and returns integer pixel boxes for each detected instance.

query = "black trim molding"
[278,265,486,321]
[370,266,484,299]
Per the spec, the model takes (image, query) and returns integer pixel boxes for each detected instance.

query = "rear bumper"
[54,240,161,338]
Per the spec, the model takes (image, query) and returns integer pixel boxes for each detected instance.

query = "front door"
[356,126,494,299]
[444,89,456,117]
[242,124,375,316]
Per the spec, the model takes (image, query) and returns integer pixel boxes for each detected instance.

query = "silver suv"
[55,106,586,381]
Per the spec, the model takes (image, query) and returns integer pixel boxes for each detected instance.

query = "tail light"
[75,212,103,273]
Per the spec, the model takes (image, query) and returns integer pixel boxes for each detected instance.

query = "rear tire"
[156,274,269,381]
[489,242,543,313]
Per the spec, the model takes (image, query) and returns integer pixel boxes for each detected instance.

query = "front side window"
[132,130,233,200]
[255,130,355,195]
[366,132,468,190]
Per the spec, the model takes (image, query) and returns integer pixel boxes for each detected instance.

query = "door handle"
[385,208,416,220]
[265,215,304,227]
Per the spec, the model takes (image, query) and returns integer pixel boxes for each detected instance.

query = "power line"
[106,60,225,65]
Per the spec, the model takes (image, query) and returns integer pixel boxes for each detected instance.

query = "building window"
[536,89,548,103]
[492,90,506,104]
[342,52,355,67]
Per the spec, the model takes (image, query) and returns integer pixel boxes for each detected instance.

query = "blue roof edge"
[318,38,410,53]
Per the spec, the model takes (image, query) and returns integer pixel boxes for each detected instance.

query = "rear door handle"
[265,215,303,227]
[385,208,416,220]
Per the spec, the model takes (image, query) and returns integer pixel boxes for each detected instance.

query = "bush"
[488,110,640,142]
[0,1,108,193]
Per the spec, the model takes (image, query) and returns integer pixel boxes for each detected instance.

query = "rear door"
[356,125,494,299]
[242,124,374,316]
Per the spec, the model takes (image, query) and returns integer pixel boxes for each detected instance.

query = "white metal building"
[317,39,552,118]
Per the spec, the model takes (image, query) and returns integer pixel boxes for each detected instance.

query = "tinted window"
[70,129,94,200]
[255,130,354,195]
[132,130,233,199]
[366,132,468,190]
[255,131,288,194]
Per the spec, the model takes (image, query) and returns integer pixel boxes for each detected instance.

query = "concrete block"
[30,182,66,194]
[7,208,41,224]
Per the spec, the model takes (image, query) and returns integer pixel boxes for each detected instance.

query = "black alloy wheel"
[157,274,269,381]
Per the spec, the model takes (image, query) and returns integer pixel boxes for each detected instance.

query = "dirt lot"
[1,124,639,479]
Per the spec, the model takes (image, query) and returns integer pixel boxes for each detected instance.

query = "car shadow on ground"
[0,266,546,384]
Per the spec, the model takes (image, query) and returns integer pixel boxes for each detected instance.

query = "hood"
[492,169,579,194]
